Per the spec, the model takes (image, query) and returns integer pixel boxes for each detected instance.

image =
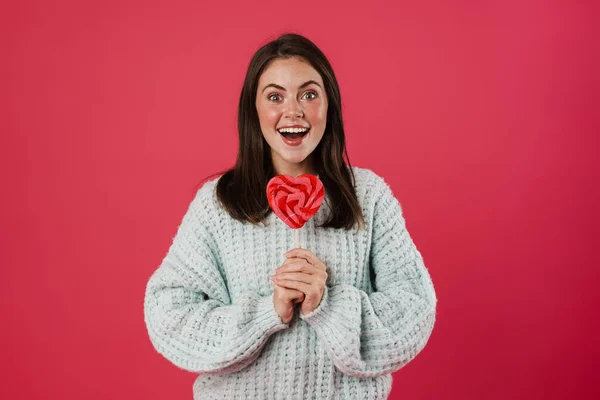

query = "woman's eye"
[268,94,282,101]
[303,91,317,100]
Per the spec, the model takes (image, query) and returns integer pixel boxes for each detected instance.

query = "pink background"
[2,0,598,398]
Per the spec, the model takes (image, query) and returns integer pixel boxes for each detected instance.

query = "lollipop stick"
[295,228,300,249]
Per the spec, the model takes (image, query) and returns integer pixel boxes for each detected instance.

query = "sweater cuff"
[257,294,291,331]
[299,285,330,323]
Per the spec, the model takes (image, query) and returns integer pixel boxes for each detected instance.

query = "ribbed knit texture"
[144,166,437,399]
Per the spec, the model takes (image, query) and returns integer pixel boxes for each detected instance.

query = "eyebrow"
[261,80,322,93]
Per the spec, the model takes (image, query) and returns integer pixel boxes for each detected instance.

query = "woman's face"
[256,56,328,177]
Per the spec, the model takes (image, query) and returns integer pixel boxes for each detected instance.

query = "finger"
[273,279,312,294]
[289,288,305,303]
[274,283,304,295]
[286,290,305,302]
[272,272,314,285]
[284,248,315,263]
[284,249,326,271]
[276,269,327,286]
[275,285,304,301]
[276,262,319,275]
[279,259,326,278]
[280,258,310,268]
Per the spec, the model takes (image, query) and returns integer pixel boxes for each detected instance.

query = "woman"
[144,33,437,399]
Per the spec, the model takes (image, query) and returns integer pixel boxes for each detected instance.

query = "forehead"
[258,57,323,87]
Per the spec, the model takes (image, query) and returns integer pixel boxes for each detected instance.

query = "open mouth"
[277,127,310,140]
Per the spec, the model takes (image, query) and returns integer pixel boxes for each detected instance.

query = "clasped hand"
[271,248,328,323]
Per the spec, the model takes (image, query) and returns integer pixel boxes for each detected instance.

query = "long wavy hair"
[204,33,364,230]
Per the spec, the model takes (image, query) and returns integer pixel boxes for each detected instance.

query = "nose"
[285,98,304,118]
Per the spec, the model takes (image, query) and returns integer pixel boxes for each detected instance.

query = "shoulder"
[348,165,403,217]
[349,165,383,185]
[195,176,221,201]
[188,175,226,221]
[349,165,396,200]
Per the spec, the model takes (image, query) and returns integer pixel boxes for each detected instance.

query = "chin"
[277,150,310,163]
[283,155,309,164]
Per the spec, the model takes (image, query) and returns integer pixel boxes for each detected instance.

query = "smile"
[277,127,310,139]
[277,127,310,146]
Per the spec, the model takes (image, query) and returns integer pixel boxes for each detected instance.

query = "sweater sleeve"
[300,176,437,378]
[143,184,288,374]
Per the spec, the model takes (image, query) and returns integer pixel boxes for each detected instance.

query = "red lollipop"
[266,174,325,247]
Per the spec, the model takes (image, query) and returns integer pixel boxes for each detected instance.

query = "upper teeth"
[278,127,309,134]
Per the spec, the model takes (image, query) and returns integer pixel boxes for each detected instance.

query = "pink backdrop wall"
[2,0,598,398]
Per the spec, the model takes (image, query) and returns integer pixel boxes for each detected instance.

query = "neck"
[272,156,317,177]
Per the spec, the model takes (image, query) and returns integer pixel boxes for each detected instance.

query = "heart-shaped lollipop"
[266,174,325,229]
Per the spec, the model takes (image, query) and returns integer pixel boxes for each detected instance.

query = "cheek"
[307,102,328,125]
[257,105,281,127]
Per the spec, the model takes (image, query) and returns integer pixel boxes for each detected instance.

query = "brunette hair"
[205,33,364,230]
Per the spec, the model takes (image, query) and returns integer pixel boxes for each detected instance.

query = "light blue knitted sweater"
[144,166,437,399]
